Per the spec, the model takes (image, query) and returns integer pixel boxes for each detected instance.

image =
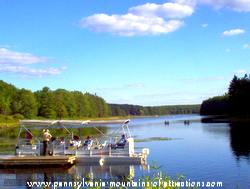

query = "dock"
[0,155,76,168]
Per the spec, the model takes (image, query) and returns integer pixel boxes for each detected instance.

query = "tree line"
[200,74,250,117]
[0,80,200,119]
[0,80,110,119]
[110,104,200,116]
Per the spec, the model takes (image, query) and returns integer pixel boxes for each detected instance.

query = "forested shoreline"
[110,104,200,116]
[0,80,110,119]
[200,74,250,118]
[0,80,200,120]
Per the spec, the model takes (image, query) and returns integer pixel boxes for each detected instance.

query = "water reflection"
[0,167,73,188]
[201,119,250,160]
[229,123,250,160]
[0,165,138,188]
[71,165,135,180]
[201,122,230,138]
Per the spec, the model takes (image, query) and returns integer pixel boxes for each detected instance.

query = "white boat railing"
[16,138,40,156]
[15,119,142,158]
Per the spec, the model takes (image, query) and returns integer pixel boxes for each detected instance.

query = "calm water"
[0,114,250,188]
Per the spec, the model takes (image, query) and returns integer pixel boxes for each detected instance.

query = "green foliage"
[109,104,200,116]
[228,74,250,116]
[0,80,17,115]
[72,91,91,117]
[0,126,18,138]
[200,74,250,117]
[10,89,38,118]
[0,80,111,119]
[200,95,229,115]
[35,87,56,118]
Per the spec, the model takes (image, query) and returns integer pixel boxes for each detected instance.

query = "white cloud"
[174,0,197,6]
[81,0,250,37]
[179,0,250,12]
[0,48,65,77]
[129,2,194,19]
[0,66,65,77]
[80,1,194,36]
[81,13,184,36]
[242,43,250,49]
[199,0,250,12]
[0,48,48,65]
[222,28,245,36]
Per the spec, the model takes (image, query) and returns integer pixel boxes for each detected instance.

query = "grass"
[0,115,20,128]
[134,137,173,143]
[0,138,16,154]
[0,115,132,128]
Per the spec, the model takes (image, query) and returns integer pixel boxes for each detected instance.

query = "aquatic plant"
[134,137,173,143]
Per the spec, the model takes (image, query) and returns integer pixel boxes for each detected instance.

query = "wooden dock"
[0,155,76,168]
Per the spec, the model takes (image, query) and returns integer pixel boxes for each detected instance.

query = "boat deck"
[0,153,147,168]
[0,155,76,168]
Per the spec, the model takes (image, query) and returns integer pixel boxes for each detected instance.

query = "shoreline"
[201,115,250,124]
[0,114,199,128]
[1,114,250,128]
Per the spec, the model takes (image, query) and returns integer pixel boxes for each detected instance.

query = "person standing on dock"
[42,129,52,156]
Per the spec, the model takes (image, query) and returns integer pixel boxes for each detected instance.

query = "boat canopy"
[20,119,130,127]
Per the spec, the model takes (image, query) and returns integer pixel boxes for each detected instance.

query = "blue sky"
[0,0,250,106]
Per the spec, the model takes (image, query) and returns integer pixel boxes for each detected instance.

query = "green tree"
[0,80,17,115]
[229,74,250,116]
[11,89,38,118]
[35,87,56,118]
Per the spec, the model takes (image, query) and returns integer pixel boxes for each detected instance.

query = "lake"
[0,114,249,188]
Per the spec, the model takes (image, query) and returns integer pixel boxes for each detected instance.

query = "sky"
[0,0,250,106]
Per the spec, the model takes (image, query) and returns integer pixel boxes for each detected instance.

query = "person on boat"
[83,136,93,150]
[26,129,33,144]
[42,129,52,156]
[60,137,65,144]
[116,134,127,148]
[70,135,81,148]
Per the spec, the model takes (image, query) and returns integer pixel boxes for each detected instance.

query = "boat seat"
[16,144,38,155]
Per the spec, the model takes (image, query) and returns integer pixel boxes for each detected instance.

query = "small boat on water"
[0,119,149,168]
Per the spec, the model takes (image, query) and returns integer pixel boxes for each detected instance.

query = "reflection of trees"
[229,123,250,159]
[0,165,135,187]
[201,122,230,138]
[201,121,250,160]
